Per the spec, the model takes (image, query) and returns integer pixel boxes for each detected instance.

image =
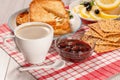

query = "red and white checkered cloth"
[0,24,120,80]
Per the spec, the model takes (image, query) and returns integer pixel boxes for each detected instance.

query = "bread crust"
[16,11,29,25]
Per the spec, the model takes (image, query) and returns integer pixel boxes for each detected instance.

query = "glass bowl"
[54,32,95,62]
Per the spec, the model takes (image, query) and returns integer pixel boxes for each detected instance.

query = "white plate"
[69,0,97,22]
[8,8,82,38]
[69,0,120,22]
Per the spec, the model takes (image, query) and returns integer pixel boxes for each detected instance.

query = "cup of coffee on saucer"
[4,22,54,64]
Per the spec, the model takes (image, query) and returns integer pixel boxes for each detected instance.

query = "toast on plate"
[16,11,29,25]
[29,0,71,35]
[16,0,71,35]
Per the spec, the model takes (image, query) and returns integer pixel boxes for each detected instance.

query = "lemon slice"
[89,6,102,20]
[73,5,84,13]
[89,11,102,20]
[100,11,120,19]
[95,0,120,10]
[79,7,91,18]
[102,5,120,15]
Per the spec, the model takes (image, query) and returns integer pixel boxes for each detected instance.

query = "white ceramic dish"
[69,0,97,22]
[8,8,82,38]
[69,0,120,23]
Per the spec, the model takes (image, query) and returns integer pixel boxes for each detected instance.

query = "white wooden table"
[0,0,120,80]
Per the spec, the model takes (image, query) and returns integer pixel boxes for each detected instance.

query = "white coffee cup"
[4,22,54,64]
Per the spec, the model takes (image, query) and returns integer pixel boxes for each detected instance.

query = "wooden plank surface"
[0,48,10,80]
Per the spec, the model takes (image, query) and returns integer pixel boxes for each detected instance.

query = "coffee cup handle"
[3,35,16,50]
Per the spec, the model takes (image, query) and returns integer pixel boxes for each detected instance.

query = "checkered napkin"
[0,24,120,80]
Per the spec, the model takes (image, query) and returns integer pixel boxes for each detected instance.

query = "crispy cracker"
[88,23,104,37]
[82,34,120,46]
[82,34,98,47]
[82,35,120,53]
[82,34,98,43]
[85,28,101,38]
[98,20,120,33]
[82,20,120,53]
[88,23,120,37]
[85,28,120,42]
[96,39,120,47]
[95,45,120,53]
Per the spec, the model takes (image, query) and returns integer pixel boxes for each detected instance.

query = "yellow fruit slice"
[102,6,120,15]
[95,0,120,10]
[73,5,84,13]
[100,11,120,19]
[89,10,102,20]
[89,5,102,20]
[79,7,91,18]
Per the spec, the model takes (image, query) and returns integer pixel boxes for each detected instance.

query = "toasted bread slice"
[29,0,56,24]
[29,0,71,35]
[54,18,71,35]
[33,0,69,18]
[16,11,29,25]
[16,0,71,35]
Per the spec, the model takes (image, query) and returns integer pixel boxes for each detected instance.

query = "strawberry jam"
[57,39,93,62]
